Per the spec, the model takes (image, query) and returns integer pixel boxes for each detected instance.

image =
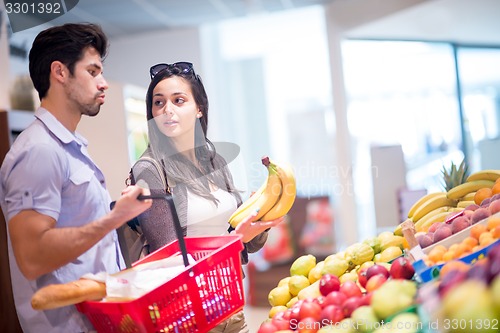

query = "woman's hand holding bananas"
[228,156,297,237]
[231,211,285,243]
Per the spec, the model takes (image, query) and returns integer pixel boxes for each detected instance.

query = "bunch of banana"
[228,156,296,228]
[394,192,457,235]
[446,179,495,200]
[408,192,457,222]
[466,169,500,182]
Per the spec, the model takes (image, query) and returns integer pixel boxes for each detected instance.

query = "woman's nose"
[164,102,174,115]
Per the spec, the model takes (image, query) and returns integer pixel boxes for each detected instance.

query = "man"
[0,23,152,332]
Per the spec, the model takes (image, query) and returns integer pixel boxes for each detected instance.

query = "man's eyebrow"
[88,63,103,70]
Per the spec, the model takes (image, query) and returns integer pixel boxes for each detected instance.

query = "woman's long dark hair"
[146,65,234,203]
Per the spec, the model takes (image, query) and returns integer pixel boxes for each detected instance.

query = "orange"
[479,232,494,246]
[427,245,447,264]
[442,250,456,261]
[491,225,500,239]
[492,181,500,195]
[487,216,500,231]
[474,187,493,205]
[463,236,479,248]
[457,242,471,257]
[440,260,469,279]
[470,224,488,240]
[480,236,496,247]
[458,242,474,256]
[402,237,410,250]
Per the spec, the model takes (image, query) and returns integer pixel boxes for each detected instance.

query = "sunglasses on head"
[150,62,194,79]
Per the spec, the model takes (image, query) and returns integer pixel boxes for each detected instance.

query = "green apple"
[351,305,379,333]
[442,279,497,333]
[491,275,500,316]
[371,280,417,320]
[389,312,420,333]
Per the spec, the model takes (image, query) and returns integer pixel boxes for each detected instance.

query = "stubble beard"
[80,101,101,117]
[66,83,101,117]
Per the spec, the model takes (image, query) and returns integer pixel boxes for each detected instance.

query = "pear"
[297,280,321,300]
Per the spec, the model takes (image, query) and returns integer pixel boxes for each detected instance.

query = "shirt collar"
[34,107,89,147]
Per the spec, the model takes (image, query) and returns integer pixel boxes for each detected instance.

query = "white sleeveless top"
[186,188,238,236]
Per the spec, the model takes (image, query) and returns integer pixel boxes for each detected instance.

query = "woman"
[132,62,284,332]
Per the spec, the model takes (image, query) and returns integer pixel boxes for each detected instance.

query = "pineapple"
[441,158,469,191]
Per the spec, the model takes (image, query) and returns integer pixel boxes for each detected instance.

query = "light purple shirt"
[0,108,124,333]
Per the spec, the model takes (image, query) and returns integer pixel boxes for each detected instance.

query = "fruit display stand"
[256,167,500,333]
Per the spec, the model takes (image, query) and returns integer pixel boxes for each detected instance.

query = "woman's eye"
[153,99,165,107]
[175,98,185,104]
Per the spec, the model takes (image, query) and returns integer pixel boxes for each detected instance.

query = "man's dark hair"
[28,23,108,100]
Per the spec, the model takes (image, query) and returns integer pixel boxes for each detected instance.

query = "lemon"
[308,261,325,284]
[277,276,291,287]
[321,258,349,277]
[286,296,298,308]
[379,246,403,262]
[268,285,292,307]
[290,254,316,277]
[268,305,288,318]
[288,274,310,296]
[339,270,358,284]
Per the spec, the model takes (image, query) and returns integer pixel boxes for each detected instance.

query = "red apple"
[357,267,369,288]
[320,304,344,325]
[313,295,325,308]
[365,264,390,281]
[319,274,340,296]
[339,281,362,299]
[299,300,322,321]
[258,321,278,333]
[288,306,301,327]
[271,310,291,331]
[360,292,372,306]
[342,296,363,317]
[390,256,416,280]
[323,291,348,307]
[365,274,388,292]
[298,317,320,333]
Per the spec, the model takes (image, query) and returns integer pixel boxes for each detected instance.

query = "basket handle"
[138,194,191,267]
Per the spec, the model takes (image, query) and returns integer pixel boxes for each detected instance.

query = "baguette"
[31,278,106,310]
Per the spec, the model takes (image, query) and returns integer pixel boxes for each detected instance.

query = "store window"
[457,47,500,171]
[342,40,500,234]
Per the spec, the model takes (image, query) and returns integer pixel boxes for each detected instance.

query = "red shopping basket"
[77,195,245,332]
[76,235,245,333]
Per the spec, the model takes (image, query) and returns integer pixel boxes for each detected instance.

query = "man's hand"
[107,185,152,230]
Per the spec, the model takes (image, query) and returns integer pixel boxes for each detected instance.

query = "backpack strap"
[124,156,170,233]
[129,156,170,193]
